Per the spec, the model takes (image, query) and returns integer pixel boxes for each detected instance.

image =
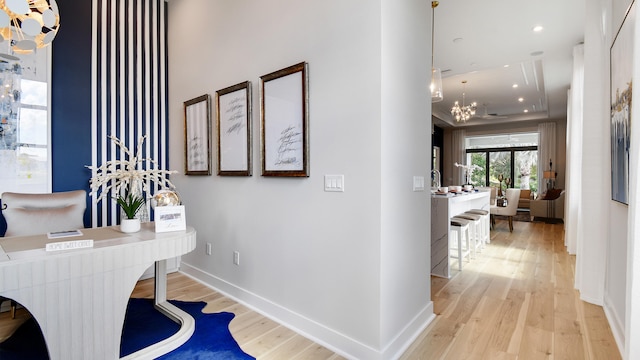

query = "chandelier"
[430,1,443,102]
[0,0,61,57]
[451,80,477,122]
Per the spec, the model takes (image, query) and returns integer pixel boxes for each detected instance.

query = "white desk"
[431,191,490,278]
[0,223,197,359]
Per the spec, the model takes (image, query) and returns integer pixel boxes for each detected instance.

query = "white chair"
[490,188,521,232]
[1,190,86,318]
[2,190,86,237]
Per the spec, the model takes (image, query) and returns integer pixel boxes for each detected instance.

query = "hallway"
[401,219,620,359]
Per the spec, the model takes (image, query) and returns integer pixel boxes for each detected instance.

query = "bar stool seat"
[453,213,483,258]
[450,218,472,271]
[466,209,490,245]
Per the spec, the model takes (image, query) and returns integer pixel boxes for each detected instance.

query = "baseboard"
[381,304,436,359]
[603,294,625,357]
[180,263,434,360]
[579,293,603,306]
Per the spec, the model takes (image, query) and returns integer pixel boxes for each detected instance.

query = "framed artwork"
[184,94,212,175]
[610,0,635,204]
[216,81,252,176]
[260,62,309,177]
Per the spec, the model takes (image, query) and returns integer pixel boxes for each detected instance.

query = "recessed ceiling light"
[512,84,518,88]
[504,64,510,68]
[530,50,544,56]
[533,25,544,32]
[453,37,464,44]
[524,109,529,113]
[518,97,524,102]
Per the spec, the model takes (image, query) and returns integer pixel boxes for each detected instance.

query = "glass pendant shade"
[431,67,443,102]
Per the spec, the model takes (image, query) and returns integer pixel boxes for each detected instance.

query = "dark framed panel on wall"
[260,62,309,177]
[610,0,635,205]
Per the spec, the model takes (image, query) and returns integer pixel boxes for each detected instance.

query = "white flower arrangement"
[454,162,482,185]
[86,135,178,203]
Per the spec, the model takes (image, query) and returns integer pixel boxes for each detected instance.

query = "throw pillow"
[543,188,562,200]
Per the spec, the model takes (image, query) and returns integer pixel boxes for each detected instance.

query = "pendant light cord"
[431,1,438,69]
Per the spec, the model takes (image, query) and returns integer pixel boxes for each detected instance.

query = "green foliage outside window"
[467,149,538,194]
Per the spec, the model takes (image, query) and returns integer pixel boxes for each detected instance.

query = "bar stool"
[466,209,490,245]
[450,218,472,271]
[453,213,483,258]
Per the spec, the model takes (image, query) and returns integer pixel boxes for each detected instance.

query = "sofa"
[517,189,533,209]
[530,189,565,221]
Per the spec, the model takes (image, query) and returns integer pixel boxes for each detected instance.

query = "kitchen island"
[431,190,490,278]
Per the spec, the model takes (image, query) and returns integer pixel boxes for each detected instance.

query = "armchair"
[530,189,565,221]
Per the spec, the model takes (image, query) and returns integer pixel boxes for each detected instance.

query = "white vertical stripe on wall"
[136,0,142,162]
[160,1,167,188]
[90,0,98,226]
[128,0,135,163]
[109,0,117,223]
[91,0,169,227]
[144,0,152,195]
[99,0,108,226]
[152,0,159,193]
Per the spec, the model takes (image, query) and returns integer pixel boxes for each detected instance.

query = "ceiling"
[431,0,585,128]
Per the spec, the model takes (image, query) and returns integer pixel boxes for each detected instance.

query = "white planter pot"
[120,218,141,233]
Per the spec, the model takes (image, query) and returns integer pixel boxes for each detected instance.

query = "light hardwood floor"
[0,219,621,359]
[401,219,621,360]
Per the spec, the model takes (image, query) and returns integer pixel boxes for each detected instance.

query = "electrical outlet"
[233,251,240,265]
[206,243,212,255]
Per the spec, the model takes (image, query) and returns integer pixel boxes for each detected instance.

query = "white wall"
[602,0,635,355]
[617,0,640,358]
[575,0,609,307]
[571,0,640,357]
[166,1,433,359]
[380,0,434,356]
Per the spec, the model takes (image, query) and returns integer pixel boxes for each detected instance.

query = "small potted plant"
[117,192,145,233]
[87,135,178,230]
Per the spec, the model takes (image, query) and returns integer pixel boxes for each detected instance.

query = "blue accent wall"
[52,0,93,227]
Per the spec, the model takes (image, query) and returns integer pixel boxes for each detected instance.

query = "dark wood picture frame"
[184,94,212,175]
[260,62,309,177]
[216,81,252,176]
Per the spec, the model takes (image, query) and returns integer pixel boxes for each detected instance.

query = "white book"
[47,229,83,239]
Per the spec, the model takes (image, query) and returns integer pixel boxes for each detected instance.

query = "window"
[465,133,538,193]
[0,51,50,195]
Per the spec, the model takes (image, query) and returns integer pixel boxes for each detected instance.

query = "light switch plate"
[324,175,344,192]
[413,176,425,191]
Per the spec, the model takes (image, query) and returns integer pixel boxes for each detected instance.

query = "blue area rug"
[0,298,255,360]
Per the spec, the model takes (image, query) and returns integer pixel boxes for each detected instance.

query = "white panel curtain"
[451,129,466,185]
[565,43,584,255]
[538,122,557,193]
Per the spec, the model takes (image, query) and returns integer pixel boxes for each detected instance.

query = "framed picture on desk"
[154,206,186,233]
